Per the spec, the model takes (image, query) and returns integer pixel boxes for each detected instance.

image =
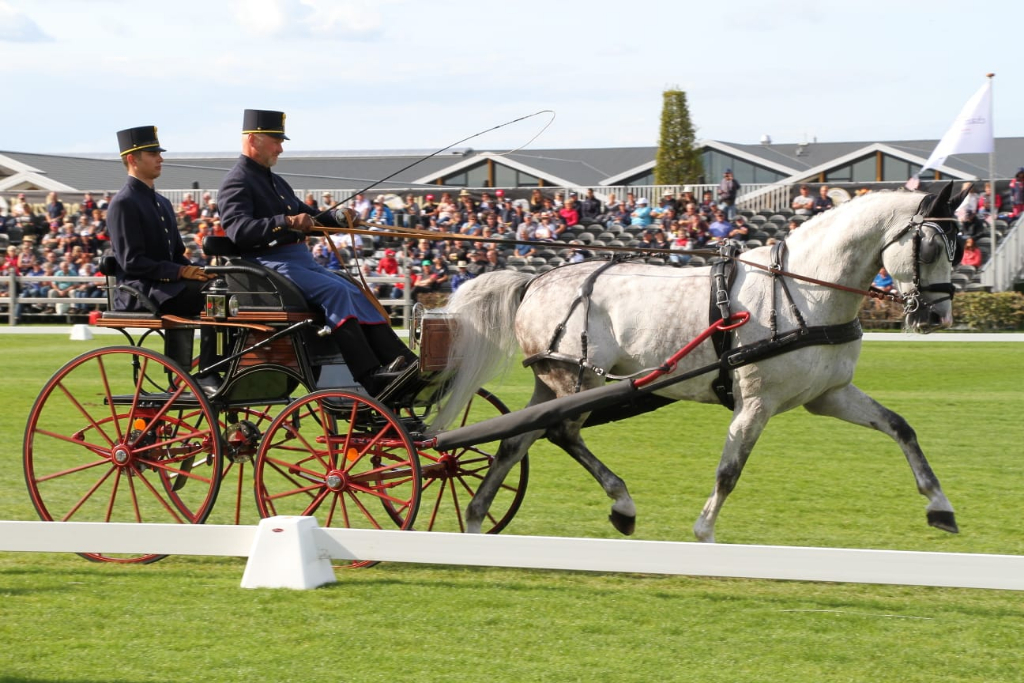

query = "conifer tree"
[655,89,703,184]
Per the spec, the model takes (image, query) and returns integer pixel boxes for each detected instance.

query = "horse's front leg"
[804,383,957,533]
[693,401,771,543]
[546,418,637,535]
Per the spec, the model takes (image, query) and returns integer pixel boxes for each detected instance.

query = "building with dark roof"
[2,136,1021,197]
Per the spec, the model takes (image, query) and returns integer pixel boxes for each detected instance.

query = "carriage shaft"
[430,362,717,451]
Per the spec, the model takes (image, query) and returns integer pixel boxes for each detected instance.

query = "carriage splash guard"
[411,305,459,373]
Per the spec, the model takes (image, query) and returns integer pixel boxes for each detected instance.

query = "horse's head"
[881,182,962,332]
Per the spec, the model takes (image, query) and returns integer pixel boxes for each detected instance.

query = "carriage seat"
[203,237,347,373]
[97,255,163,321]
[203,236,313,315]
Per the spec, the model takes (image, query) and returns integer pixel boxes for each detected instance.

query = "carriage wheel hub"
[111,446,132,465]
[436,453,458,479]
[325,470,347,491]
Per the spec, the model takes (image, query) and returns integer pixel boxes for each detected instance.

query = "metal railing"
[156,184,789,214]
[980,216,1023,291]
[2,272,416,326]
[592,183,784,214]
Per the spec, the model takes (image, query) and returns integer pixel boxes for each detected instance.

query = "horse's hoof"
[927,509,959,534]
[609,510,635,536]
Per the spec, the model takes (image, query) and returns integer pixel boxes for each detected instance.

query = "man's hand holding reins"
[180,265,215,281]
[286,213,314,234]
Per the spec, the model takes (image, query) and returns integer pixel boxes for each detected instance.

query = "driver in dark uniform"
[106,126,219,392]
[217,109,415,395]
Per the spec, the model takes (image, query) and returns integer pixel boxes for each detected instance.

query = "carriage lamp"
[206,278,228,320]
[228,295,240,317]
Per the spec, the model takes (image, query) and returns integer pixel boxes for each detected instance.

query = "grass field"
[1,335,1022,682]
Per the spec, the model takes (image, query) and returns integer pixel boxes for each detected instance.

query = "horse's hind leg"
[466,428,543,534]
[804,383,957,534]
[546,418,637,535]
[693,402,771,543]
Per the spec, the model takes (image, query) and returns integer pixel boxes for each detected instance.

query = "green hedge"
[952,291,1024,330]
[858,291,1024,331]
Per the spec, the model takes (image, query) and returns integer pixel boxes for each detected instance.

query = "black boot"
[195,327,225,396]
[332,319,384,394]
[360,322,417,367]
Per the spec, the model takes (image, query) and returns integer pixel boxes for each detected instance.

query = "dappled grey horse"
[436,185,963,542]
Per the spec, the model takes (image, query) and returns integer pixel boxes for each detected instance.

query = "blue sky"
[1,0,1020,155]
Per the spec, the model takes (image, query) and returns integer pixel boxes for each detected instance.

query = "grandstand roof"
[2,138,1023,194]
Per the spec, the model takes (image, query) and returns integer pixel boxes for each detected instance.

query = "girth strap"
[708,242,742,408]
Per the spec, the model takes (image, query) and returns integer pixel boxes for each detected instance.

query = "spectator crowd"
[2,172,1019,319]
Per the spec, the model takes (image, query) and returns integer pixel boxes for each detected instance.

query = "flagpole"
[987,73,997,290]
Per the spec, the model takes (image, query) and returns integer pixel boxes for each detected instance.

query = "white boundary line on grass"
[2,518,1022,591]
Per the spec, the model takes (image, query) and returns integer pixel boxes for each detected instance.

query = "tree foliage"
[655,89,703,185]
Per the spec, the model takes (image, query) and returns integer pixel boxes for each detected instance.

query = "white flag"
[920,80,993,173]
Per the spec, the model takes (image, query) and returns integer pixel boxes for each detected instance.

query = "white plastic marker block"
[69,324,93,341]
[240,516,336,590]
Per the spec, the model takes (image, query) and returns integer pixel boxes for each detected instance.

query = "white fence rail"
[2,518,1023,591]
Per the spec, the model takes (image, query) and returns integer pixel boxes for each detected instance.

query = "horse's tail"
[430,270,534,430]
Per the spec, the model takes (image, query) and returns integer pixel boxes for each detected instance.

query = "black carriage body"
[209,260,350,403]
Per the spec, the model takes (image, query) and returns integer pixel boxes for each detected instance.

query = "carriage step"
[105,392,206,409]
[318,396,426,435]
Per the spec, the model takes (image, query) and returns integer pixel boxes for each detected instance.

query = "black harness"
[523,256,633,392]
[522,193,959,413]
[708,240,862,410]
[880,215,960,319]
[524,244,864,409]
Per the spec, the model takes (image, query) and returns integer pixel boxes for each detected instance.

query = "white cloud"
[228,0,382,39]
[301,0,383,39]
[229,0,292,37]
[0,1,51,42]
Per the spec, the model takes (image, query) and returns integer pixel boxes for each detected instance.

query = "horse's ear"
[918,181,954,218]
[946,182,970,216]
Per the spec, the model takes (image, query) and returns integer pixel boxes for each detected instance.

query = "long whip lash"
[315,110,556,222]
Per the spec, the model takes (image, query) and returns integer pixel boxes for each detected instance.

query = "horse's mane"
[782,189,923,247]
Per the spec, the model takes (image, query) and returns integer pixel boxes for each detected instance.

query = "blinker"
[918,222,957,265]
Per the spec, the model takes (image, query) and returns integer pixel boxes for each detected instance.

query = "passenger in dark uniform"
[217,109,414,395]
[106,126,219,391]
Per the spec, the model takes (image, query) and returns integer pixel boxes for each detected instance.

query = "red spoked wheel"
[210,405,283,526]
[402,388,528,534]
[253,389,420,569]
[182,355,287,526]
[23,346,222,564]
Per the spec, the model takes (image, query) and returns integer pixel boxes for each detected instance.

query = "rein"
[316,220,903,303]
[731,253,899,302]
[315,209,955,312]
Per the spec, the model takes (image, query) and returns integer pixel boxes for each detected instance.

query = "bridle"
[726,211,958,322]
[878,213,959,318]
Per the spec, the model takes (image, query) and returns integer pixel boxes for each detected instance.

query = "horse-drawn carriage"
[23,185,966,566]
[22,235,527,566]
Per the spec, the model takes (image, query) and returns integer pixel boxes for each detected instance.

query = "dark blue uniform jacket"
[106,176,188,311]
[218,155,385,327]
